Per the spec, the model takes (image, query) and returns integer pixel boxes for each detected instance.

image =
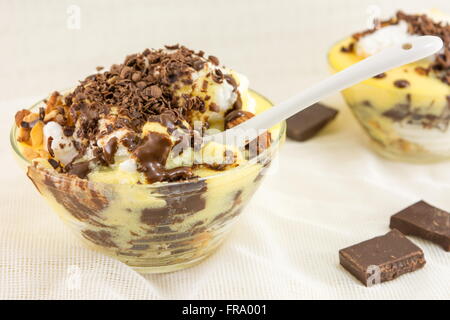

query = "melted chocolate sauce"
[103,137,118,165]
[133,132,193,183]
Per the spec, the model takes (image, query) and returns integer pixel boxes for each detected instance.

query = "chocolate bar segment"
[339,229,426,286]
[390,201,450,251]
[286,103,338,142]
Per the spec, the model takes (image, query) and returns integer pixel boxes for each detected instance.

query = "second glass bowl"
[329,38,450,163]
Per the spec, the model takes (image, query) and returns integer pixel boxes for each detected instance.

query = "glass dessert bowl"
[328,11,450,163]
[11,46,285,273]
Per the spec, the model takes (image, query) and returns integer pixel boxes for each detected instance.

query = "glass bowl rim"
[11,88,286,189]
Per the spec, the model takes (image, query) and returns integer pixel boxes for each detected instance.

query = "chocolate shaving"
[39,107,45,121]
[63,126,75,137]
[103,137,118,165]
[201,80,208,92]
[373,73,387,79]
[47,137,55,157]
[47,158,60,169]
[164,44,180,50]
[415,66,430,76]
[341,42,355,53]
[224,74,238,90]
[394,79,410,88]
[66,45,216,144]
[208,55,220,66]
[150,85,162,98]
[211,68,224,84]
[209,102,220,113]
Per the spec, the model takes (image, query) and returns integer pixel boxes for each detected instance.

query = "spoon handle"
[213,35,442,142]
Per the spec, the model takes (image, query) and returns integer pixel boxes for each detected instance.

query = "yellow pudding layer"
[329,38,449,114]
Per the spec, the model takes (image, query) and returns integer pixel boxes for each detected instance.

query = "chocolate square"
[390,201,450,251]
[339,229,426,286]
[286,103,338,142]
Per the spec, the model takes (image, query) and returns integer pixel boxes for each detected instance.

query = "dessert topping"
[373,73,387,79]
[133,132,193,183]
[394,79,410,88]
[352,11,450,85]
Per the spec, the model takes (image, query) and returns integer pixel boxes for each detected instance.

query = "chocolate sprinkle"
[47,137,55,157]
[394,79,410,88]
[208,55,220,66]
[39,107,45,121]
[340,42,355,53]
[63,126,75,137]
[47,158,60,169]
[373,73,387,79]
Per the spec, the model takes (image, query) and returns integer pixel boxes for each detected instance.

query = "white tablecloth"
[1,94,449,300]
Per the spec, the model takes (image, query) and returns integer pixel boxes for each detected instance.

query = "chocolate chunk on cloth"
[339,229,426,286]
[286,103,338,142]
[390,201,450,252]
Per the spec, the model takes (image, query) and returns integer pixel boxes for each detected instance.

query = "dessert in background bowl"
[11,45,285,273]
[329,11,450,162]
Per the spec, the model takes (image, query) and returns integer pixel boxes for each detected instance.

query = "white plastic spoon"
[205,35,443,145]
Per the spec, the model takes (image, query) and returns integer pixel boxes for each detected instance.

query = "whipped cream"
[356,21,419,57]
[43,122,78,165]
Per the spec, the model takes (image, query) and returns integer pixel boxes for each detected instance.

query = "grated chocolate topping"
[34,45,245,183]
[65,45,237,143]
[396,11,450,85]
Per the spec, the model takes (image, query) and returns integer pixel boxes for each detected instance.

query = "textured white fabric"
[1,0,450,300]
[1,94,449,300]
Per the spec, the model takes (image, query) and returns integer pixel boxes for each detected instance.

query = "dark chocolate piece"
[286,103,338,142]
[339,229,426,286]
[390,201,450,251]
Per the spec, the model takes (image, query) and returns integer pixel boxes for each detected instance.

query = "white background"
[0,0,449,299]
